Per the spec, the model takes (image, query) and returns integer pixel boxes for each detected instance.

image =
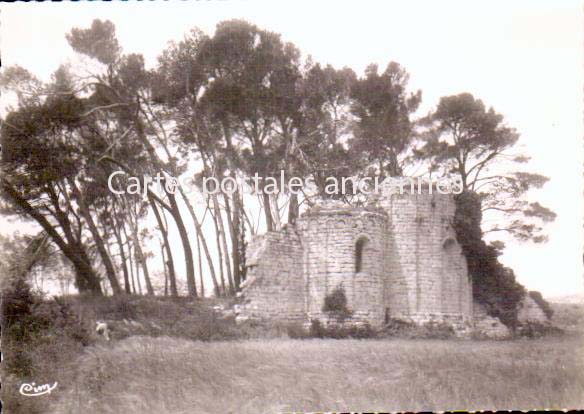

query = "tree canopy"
[0,19,555,312]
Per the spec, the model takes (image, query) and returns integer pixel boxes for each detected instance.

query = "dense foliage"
[453,191,526,328]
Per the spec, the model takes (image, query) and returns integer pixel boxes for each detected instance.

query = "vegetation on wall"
[322,285,352,321]
[453,191,526,328]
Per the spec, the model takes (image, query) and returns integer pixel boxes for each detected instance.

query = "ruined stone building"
[236,181,475,330]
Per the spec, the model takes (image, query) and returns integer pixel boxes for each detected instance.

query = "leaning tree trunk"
[121,111,193,296]
[161,240,168,296]
[148,195,178,297]
[69,179,122,295]
[165,189,197,297]
[121,223,137,295]
[196,231,205,297]
[128,244,137,295]
[113,221,132,294]
[177,186,221,297]
[134,248,142,295]
[112,206,132,294]
[73,240,103,294]
[128,209,154,295]
[1,180,103,295]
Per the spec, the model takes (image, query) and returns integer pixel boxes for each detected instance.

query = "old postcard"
[1,1,583,413]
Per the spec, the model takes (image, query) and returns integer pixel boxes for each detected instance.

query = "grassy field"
[41,335,584,413]
[3,295,583,413]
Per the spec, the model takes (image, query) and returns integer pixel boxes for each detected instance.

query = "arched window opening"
[355,237,369,273]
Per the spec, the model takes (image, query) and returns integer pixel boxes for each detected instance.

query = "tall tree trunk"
[73,241,102,294]
[129,210,154,295]
[210,204,227,296]
[220,125,242,290]
[112,213,131,294]
[161,240,168,296]
[120,113,192,296]
[128,243,136,295]
[196,231,205,297]
[288,193,299,225]
[238,209,247,283]
[223,191,242,290]
[262,192,274,232]
[212,194,234,294]
[165,189,197,297]
[134,248,142,295]
[69,179,122,295]
[177,186,221,297]
[270,195,282,230]
[122,223,137,295]
[149,195,178,297]
[115,229,132,294]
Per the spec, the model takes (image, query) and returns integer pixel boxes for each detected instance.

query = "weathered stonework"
[517,295,549,324]
[237,179,475,332]
[472,301,511,339]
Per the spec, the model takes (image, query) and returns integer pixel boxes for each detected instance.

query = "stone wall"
[375,180,473,325]
[473,301,511,339]
[517,295,549,323]
[297,204,388,326]
[237,227,305,322]
[237,179,474,330]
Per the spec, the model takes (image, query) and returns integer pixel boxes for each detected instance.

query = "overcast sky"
[1,0,583,297]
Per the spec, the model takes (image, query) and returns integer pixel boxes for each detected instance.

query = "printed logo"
[19,382,58,397]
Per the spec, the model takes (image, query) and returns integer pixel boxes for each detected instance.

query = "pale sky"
[1,0,583,297]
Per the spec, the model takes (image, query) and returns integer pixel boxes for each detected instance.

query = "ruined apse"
[236,181,473,328]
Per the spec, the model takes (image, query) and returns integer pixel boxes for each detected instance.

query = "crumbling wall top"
[300,200,388,219]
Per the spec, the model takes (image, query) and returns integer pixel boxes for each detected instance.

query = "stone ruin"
[234,180,549,337]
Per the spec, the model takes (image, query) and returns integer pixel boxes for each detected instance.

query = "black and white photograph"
[0,1,583,413]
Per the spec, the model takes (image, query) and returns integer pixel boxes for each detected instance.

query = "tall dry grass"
[48,336,584,413]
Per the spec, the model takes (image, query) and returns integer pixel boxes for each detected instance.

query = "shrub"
[516,321,563,338]
[308,319,376,339]
[380,318,417,337]
[1,276,36,330]
[309,319,326,338]
[380,318,456,339]
[322,285,352,321]
[1,277,94,414]
[417,321,456,339]
[2,276,44,376]
[344,323,376,339]
[2,289,94,377]
[286,322,310,339]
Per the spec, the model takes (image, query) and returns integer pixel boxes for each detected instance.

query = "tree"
[292,63,358,202]
[417,92,555,243]
[0,72,105,294]
[418,94,557,326]
[66,19,199,296]
[196,20,302,232]
[155,20,304,292]
[349,62,421,178]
